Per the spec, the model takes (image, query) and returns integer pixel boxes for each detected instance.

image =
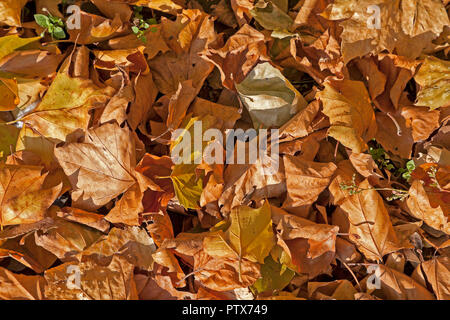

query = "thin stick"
[176,268,205,286]
[341,260,362,291]
[386,112,402,136]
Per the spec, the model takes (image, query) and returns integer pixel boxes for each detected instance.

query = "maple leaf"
[54,122,143,214]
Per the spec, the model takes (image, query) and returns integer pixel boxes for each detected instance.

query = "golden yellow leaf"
[22,72,114,141]
[415,56,450,109]
[204,201,275,264]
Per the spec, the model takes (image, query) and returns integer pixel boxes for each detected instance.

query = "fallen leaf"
[340,179,401,261]
[414,56,450,109]
[204,201,275,264]
[22,72,115,141]
[0,267,45,300]
[317,79,377,153]
[44,255,138,300]
[0,164,61,227]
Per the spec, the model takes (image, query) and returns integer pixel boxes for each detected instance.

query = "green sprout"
[132,6,158,43]
[369,146,395,171]
[34,12,66,39]
[397,160,415,182]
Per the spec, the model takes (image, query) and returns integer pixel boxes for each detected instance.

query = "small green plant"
[340,174,409,201]
[34,12,66,39]
[369,146,395,171]
[132,6,158,43]
[397,160,415,182]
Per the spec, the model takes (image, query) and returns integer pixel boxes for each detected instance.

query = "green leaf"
[34,14,50,28]
[131,26,140,34]
[252,256,295,294]
[52,27,66,39]
[406,160,415,171]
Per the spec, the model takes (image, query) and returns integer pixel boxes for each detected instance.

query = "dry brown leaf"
[317,79,377,153]
[282,155,337,209]
[366,265,435,300]
[420,256,450,300]
[407,179,450,234]
[44,255,138,300]
[201,24,269,90]
[148,9,219,95]
[0,267,46,300]
[340,179,401,261]
[54,122,139,211]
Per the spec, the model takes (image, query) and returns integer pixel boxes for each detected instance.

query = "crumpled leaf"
[414,56,450,109]
[0,267,46,300]
[81,226,156,271]
[250,0,293,31]
[34,207,104,262]
[283,155,337,209]
[365,265,435,300]
[275,212,339,279]
[194,250,261,292]
[419,256,450,300]
[148,9,219,95]
[407,179,450,234]
[308,280,357,300]
[236,62,307,128]
[201,24,269,90]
